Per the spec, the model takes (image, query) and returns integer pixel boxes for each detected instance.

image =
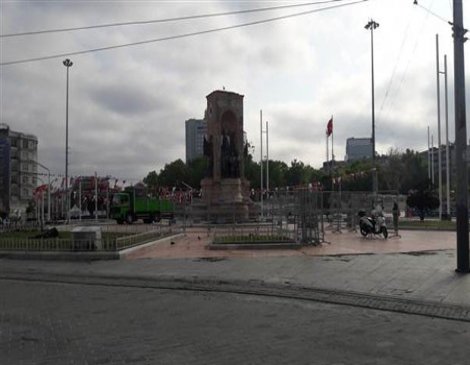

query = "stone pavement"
[3,278,470,365]
[1,229,469,309]
[2,229,470,364]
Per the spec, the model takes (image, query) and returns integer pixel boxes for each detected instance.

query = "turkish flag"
[326,117,333,136]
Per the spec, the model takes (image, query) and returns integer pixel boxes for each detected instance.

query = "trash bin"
[71,226,102,251]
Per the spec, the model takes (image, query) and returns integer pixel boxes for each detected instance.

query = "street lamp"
[365,19,379,193]
[63,58,73,222]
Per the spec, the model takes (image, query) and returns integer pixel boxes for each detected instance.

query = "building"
[421,141,470,189]
[0,123,38,218]
[185,118,207,163]
[345,137,373,161]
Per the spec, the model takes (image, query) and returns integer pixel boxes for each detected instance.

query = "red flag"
[326,117,333,137]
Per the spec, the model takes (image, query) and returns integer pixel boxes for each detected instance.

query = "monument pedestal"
[201,178,251,222]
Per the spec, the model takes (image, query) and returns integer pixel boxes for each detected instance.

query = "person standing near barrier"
[392,201,400,235]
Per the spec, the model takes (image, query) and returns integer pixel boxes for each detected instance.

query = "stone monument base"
[201,177,254,222]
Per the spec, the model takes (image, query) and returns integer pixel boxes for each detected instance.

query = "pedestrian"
[392,201,400,235]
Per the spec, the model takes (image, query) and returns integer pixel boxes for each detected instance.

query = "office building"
[185,118,207,163]
[0,123,38,217]
[345,137,373,161]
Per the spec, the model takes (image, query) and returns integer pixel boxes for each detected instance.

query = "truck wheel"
[116,219,123,225]
[126,213,134,224]
[155,214,161,222]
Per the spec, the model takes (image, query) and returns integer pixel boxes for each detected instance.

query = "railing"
[0,237,115,251]
[0,225,178,252]
[115,226,175,250]
[212,224,296,244]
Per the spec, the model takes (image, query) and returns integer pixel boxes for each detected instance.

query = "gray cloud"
[1,0,469,183]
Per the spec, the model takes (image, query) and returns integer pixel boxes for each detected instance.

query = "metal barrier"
[0,224,179,252]
[115,227,175,249]
[212,224,296,244]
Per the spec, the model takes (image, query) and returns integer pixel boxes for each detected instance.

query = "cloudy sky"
[1,0,469,184]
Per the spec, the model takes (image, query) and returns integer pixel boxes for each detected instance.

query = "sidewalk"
[1,230,469,310]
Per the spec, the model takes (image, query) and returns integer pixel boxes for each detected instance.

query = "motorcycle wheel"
[381,226,388,239]
[360,226,368,237]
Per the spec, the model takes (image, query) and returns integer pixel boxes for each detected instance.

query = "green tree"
[186,157,207,189]
[266,160,288,188]
[158,159,190,188]
[285,159,307,186]
[143,170,159,195]
[399,149,428,194]
[406,185,440,220]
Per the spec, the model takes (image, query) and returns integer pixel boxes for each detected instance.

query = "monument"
[200,90,252,221]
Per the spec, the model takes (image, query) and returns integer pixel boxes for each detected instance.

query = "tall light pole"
[452,0,469,273]
[436,34,442,220]
[266,120,269,195]
[260,109,263,217]
[63,58,73,223]
[365,19,379,193]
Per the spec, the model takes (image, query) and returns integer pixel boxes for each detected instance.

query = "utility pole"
[444,55,450,217]
[266,121,269,195]
[365,19,379,193]
[452,0,469,273]
[431,135,435,185]
[436,35,442,220]
[63,58,73,223]
[427,126,431,181]
[260,110,263,218]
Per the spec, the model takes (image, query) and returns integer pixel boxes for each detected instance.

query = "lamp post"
[63,58,73,223]
[365,19,379,193]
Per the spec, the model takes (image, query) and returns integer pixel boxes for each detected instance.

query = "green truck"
[110,187,174,224]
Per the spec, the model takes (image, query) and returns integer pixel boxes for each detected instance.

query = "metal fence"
[212,223,296,244]
[184,190,402,243]
[0,223,179,252]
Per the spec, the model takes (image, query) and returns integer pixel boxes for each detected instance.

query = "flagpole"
[326,132,329,171]
[95,172,98,221]
[79,178,82,222]
[260,109,263,218]
[331,115,334,168]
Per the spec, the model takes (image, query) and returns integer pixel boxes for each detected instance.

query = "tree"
[158,159,190,188]
[399,149,428,194]
[266,160,288,188]
[143,170,159,195]
[186,157,207,188]
[406,183,439,220]
[285,159,307,186]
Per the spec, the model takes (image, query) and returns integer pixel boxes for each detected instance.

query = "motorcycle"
[358,210,388,239]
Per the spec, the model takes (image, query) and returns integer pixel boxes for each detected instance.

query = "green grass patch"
[399,219,456,230]
[213,235,294,244]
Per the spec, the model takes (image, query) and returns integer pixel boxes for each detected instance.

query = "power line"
[1,0,348,38]
[414,1,452,25]
[0,0,367,67]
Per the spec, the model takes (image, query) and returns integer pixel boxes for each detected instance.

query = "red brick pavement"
[125,229,456,260]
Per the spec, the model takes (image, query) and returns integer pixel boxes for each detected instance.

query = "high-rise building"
[345,137,373,161]
[185,118,207,163]
[0,123,38,217]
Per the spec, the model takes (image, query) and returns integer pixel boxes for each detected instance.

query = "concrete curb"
[0,250,119,261]
[119,233,185,258]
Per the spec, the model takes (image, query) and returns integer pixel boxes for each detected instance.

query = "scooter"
[358,210,388,239]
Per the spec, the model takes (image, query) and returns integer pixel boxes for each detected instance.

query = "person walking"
[392,201,400,236]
